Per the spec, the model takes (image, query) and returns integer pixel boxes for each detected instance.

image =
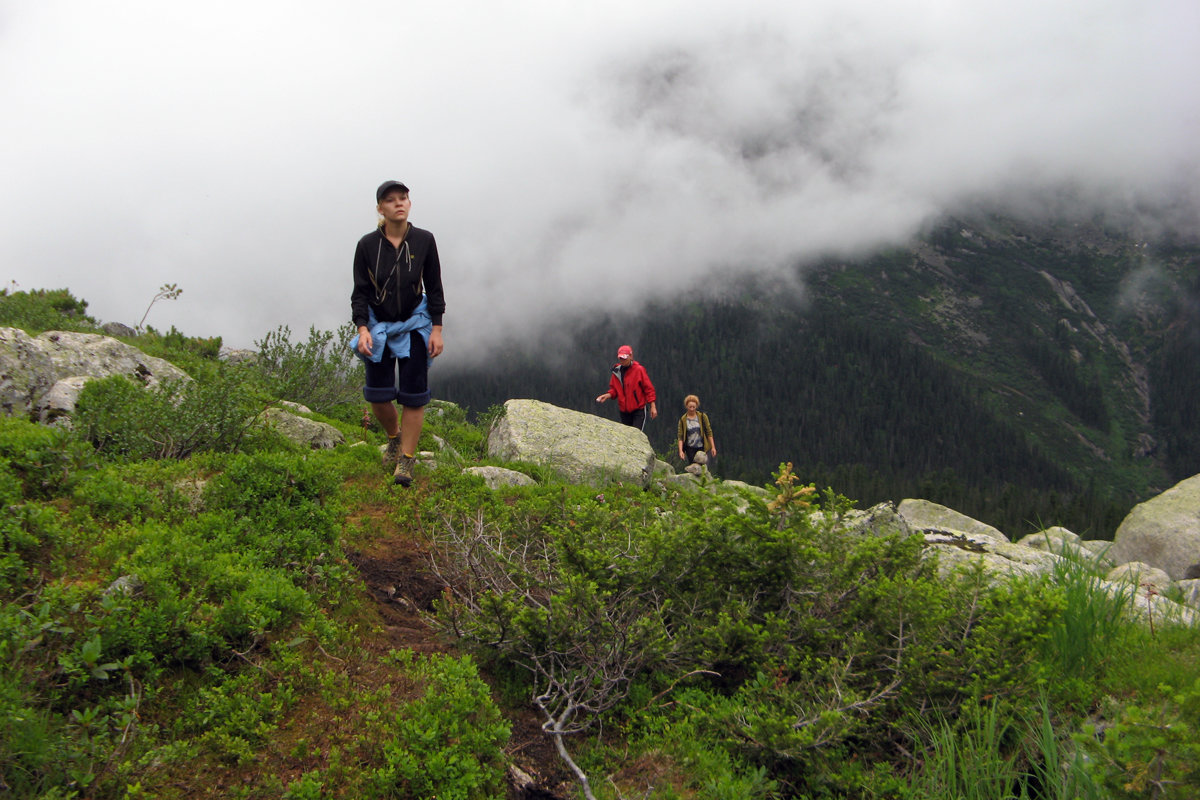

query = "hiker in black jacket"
[350,180,445,486]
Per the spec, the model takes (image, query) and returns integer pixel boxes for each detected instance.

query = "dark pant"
[362,332,430,407]
[619,406,647,430]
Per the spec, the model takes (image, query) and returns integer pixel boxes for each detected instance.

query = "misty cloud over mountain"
[2,1,1196,360]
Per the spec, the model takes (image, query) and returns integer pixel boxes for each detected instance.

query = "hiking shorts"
[362,332,431,407]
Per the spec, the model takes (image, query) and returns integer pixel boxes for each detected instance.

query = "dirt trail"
[346,528,572,799]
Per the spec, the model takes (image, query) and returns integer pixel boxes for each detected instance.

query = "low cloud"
[2,0,1196,363]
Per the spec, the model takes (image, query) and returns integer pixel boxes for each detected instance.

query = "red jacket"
[607,360,656,413]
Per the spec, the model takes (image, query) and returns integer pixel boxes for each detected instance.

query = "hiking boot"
[393,454,416,487]
[381,436,402,468]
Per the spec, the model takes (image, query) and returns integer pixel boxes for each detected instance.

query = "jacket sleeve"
[421,233,445,327]
[350,237,373,329]
[641,369,657,404]
[677,415,685,442]
[702,413,714,447]
[607,371,621,399]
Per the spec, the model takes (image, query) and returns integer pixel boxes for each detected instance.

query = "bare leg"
[400,405,424,456]
[371,401,400,438]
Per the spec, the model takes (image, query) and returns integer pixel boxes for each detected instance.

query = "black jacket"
[350,224,445,329]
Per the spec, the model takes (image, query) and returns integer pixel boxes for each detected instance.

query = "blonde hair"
[684,394,700,408]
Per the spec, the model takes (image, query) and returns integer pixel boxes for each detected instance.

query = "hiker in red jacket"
[595,345,658,430]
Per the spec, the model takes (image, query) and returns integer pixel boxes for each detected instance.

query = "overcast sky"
[2,1,1198,364]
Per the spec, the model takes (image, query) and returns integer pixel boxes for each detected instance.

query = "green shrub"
[0,415,94,498]
[71,465,169,524]
[427,466,1069,795]
[0,287,97,332]
[253,324,360,414]
[1080,678,1200,800]
[370,650,510,799]
[74,371,258,460]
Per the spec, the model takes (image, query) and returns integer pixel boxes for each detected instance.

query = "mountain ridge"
[439,213,1200,539]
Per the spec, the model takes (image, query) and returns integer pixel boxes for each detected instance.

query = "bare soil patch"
[346,518,573,799]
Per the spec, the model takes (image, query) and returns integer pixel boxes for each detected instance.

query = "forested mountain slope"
[440,215,1200,540]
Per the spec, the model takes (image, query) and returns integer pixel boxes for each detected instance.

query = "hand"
[709,446,717,457]
[356,326,374,356]
[678,450,686,461]
[428,326,444,358]
[649,402,658,420]
[596,393,610,403]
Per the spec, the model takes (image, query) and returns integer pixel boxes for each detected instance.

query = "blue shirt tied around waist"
[349,296,433,365]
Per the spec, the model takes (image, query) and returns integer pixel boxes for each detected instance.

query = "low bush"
[370,650,510,799]
[252,324,361,414]
[426,466,1070,797]
[0,415,94,498]
[74,371,260,460]
[0,287,97,333]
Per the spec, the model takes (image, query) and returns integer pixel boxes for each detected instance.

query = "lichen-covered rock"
[717,479,771,499]
[924,536,1061,580]
[463,465,537,489]
[1178,579,1200,611]
[1110,474,1200,580]
[0,327,55,416]
[487,399,655,487]
[659,472,702,492]
[1079,539,1117,568]
[832,502,914,539]
[897,498,1010,543]
[1,327,191,419]
[1106,561,1172,593]
[260,408,345,450]
[101,322,136,338]
[39,376,92,425]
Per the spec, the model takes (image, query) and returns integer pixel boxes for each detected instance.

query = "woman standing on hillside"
[351,180,445,487]
[677,394,716,469]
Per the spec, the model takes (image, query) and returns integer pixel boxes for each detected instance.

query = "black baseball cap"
[376,180,410,202]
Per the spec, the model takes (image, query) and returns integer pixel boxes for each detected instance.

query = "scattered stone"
[464,465,537,489]
[100,322,136,338]
[260,407,345,449]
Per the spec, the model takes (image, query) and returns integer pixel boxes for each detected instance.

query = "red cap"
[617,345,633,358]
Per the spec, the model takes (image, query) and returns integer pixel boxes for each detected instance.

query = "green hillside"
[439,216,1200,541]
[2,290,1200,799]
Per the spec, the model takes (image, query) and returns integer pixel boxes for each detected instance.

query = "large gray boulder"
[487,399,655,487]
[1110,474,1200,580]
[1,327,190,419]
